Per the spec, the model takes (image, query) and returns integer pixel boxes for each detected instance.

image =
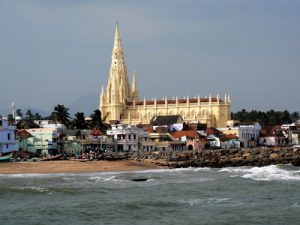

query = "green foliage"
[71,112,88,129]
[25,109,34,121]
[7,114,14,125]
[34,112,42,120]
[51,104,70,127]
[16,109,23,117]
[232,109,300,126]
[89,109,108,131]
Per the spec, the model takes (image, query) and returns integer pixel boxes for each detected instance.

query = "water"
[1,165,300,225]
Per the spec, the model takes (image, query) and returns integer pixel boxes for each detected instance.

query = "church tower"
[100,24,131,121]
[131,70,139,101]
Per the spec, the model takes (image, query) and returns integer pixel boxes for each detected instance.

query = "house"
[289,125,300,145]
[106,124,150,151]
[34,120,67,131]
[207,134,221,148]
[259,126,287,146]
[217,126,239,136]
[16,129,32,153]
[172,130,207,150]
[148,132,185,151]
[238,122,261,147]
[0,116,16,154]
[25,128,62,156]
[151,115,184,132]
[206,127,223,137]
[220,134,240,149]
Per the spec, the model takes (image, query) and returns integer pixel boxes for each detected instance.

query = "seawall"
[130,147,300,168]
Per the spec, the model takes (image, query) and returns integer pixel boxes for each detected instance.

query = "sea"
[1,164,300,225]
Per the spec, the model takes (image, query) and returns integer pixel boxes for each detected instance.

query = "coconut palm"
[51,104,70,127]
[25,109,34,121]
[89,109,108,131]
[71,112,88,129]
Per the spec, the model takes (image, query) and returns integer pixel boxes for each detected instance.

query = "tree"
[232,109,300,126]
[89,109,107,131]
[51,104,70,127]
[7,114,14,125]
[25,109,34,121]
[71,112,88,129]
[16,109,23,117]
[34,112,42,120]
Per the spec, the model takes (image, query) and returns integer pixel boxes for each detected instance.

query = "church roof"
[151,115,183,126]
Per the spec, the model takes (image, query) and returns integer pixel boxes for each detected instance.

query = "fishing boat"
[0,153,13,162]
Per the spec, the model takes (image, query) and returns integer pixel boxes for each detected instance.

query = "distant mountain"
[0,92,99,118]
[69,91,99,116]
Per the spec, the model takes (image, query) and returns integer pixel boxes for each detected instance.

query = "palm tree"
[51,104,70,127]
[16,109,23,117]
[89,109,108,131]
[34,112,42,120]
[25,109,34,121]
[71,112,88,129]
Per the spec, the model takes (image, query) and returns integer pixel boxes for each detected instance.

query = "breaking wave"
[219,164,300,181]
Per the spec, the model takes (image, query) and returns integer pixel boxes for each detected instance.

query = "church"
[99,25,231,127]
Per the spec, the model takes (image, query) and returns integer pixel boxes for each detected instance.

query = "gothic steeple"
[131,70,139,101]
[106,23,131,104]
[100,23,132,121]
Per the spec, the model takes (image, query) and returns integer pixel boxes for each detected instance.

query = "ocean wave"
[183,198,243,207]
[219,165,300,181]
[89,175,117,182]
[0,173,65,178]
[13,186,53,194]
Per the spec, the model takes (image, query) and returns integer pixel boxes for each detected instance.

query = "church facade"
[99,25,231,127]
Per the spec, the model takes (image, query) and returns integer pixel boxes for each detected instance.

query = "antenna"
[11,102,15,119]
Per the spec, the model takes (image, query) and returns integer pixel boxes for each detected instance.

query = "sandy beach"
[0,160,162,174]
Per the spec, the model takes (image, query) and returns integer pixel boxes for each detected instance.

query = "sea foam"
[219,165,300,181]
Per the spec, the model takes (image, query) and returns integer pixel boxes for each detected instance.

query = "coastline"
[0,160,162,174]
[1,147,299,174]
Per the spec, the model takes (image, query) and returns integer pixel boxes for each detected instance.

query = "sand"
[0,160,162,174]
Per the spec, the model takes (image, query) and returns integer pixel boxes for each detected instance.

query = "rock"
[230,157,243,165]
[269,153,280,161]
[242,152,252,158]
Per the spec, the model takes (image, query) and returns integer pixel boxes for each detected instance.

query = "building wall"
[102,100,230,127]
[0,119,16,154]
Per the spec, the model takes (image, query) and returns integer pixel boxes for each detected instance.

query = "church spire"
[131,70,139,101]
[100,85,105,105]
[113,23,122,49]
[105,23,131,104]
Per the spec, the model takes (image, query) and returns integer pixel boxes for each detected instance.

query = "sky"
[0,0,299,114]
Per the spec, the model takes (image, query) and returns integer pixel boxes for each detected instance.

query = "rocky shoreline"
[8,147,300,169]
[129,147,300,168]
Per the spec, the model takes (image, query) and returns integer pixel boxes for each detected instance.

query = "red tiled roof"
[17,130,32,139]
[206,127,223,135]
[172,130,199,139]
[90,129,104,136]
[223,134,238,139]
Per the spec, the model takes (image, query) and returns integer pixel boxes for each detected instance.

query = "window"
[7,133,11,140]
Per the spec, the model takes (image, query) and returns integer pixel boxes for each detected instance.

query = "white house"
[106,124,150,151]
[0,117,16,154]
[238,122,261,147]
